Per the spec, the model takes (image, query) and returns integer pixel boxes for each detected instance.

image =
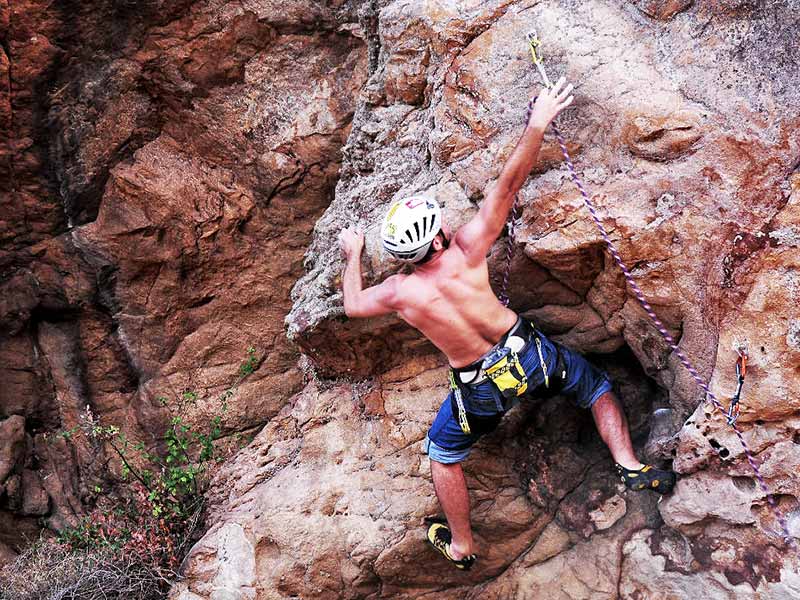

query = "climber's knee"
[557,346,614,410]
[424,435,471,464]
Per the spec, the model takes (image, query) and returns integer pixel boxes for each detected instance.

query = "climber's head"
[381,195,448,264]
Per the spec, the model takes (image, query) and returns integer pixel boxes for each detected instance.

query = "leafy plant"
[3,347,265,599]
[239,346,259,377]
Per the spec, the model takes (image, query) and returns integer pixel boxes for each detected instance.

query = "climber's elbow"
[344,278,401,319]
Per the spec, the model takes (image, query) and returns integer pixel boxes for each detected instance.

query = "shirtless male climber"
[338,78,676,570]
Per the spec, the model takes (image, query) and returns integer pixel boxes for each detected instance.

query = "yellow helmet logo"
[386,201,401,220]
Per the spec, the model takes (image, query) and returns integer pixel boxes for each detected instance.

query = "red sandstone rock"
[20,469,49,516]
[1,0,365,557]
[0,416,26,485]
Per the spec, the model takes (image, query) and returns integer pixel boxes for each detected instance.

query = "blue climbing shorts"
[424,319,612,464]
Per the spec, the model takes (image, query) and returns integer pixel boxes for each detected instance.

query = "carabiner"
[526,30,552,88]
[726,349,748,425]
[526,30,542,63]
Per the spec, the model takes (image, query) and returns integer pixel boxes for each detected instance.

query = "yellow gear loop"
[449,370,471,435]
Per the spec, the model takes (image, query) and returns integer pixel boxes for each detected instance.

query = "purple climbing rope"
[516,98,796,548]
[498,196,520,307]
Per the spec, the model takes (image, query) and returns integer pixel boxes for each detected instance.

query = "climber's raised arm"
[454,77,574,263]
[339,227,403,318]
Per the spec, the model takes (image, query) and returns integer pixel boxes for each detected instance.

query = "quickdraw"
[513,30,796,549]
[726,345,747,425]
[526,31,552,88]
[534,337,550,389]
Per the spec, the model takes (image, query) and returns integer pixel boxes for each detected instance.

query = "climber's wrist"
[525,120,547,134]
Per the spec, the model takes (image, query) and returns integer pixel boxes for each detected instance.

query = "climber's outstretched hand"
[528,76,574,130]
[339,227,365,260]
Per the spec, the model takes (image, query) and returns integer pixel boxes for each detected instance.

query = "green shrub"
[0,348,263,600]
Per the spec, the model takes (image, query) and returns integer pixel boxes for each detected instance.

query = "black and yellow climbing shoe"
[425,520,476,571]
[616,463,676,494]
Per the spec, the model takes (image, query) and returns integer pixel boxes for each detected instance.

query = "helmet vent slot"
[413,222,421,239]
[422,216,428,235]
[405,229,414,243]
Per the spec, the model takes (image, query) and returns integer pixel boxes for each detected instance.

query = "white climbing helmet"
[381,195,442,263]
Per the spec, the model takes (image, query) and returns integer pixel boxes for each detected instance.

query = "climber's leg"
[423,394,483,568]
[553,343,640,468]
[591,390,677,493]
[590,391,641,470]
[430,459,474,560]
[554,345,676,494]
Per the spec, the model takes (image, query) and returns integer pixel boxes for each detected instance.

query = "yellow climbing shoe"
[425,519,476,571]
[616,463,676,494]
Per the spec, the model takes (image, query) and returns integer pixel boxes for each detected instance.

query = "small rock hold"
[624,112,702,161]
[589,494,627,530]
[629,0,693,21]
[786,319,800,352]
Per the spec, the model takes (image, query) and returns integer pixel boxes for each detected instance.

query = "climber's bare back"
[390,234,517,368]
[339,79,577,368]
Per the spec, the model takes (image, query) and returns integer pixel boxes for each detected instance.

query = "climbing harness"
[448,319,530,435]
[726,345,747,425]
[512,30,796,549]
[482,346,529,399]
[448,317,564,434]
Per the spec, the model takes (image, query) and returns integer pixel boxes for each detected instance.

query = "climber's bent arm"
[342,250,403,318]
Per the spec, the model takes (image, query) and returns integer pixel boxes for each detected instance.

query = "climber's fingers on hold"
[549,76,566,97]
[558,95,574,110]
[556,83,574,102]
[339,230,363,259]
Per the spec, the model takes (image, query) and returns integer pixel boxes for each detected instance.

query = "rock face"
[1,0,365,553]
[4,0,800,598]
[176,0,800,598]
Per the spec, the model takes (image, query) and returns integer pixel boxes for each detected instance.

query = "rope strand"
[498,196,520,306]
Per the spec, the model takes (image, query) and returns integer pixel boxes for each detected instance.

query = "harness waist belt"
[452,317,534,385]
